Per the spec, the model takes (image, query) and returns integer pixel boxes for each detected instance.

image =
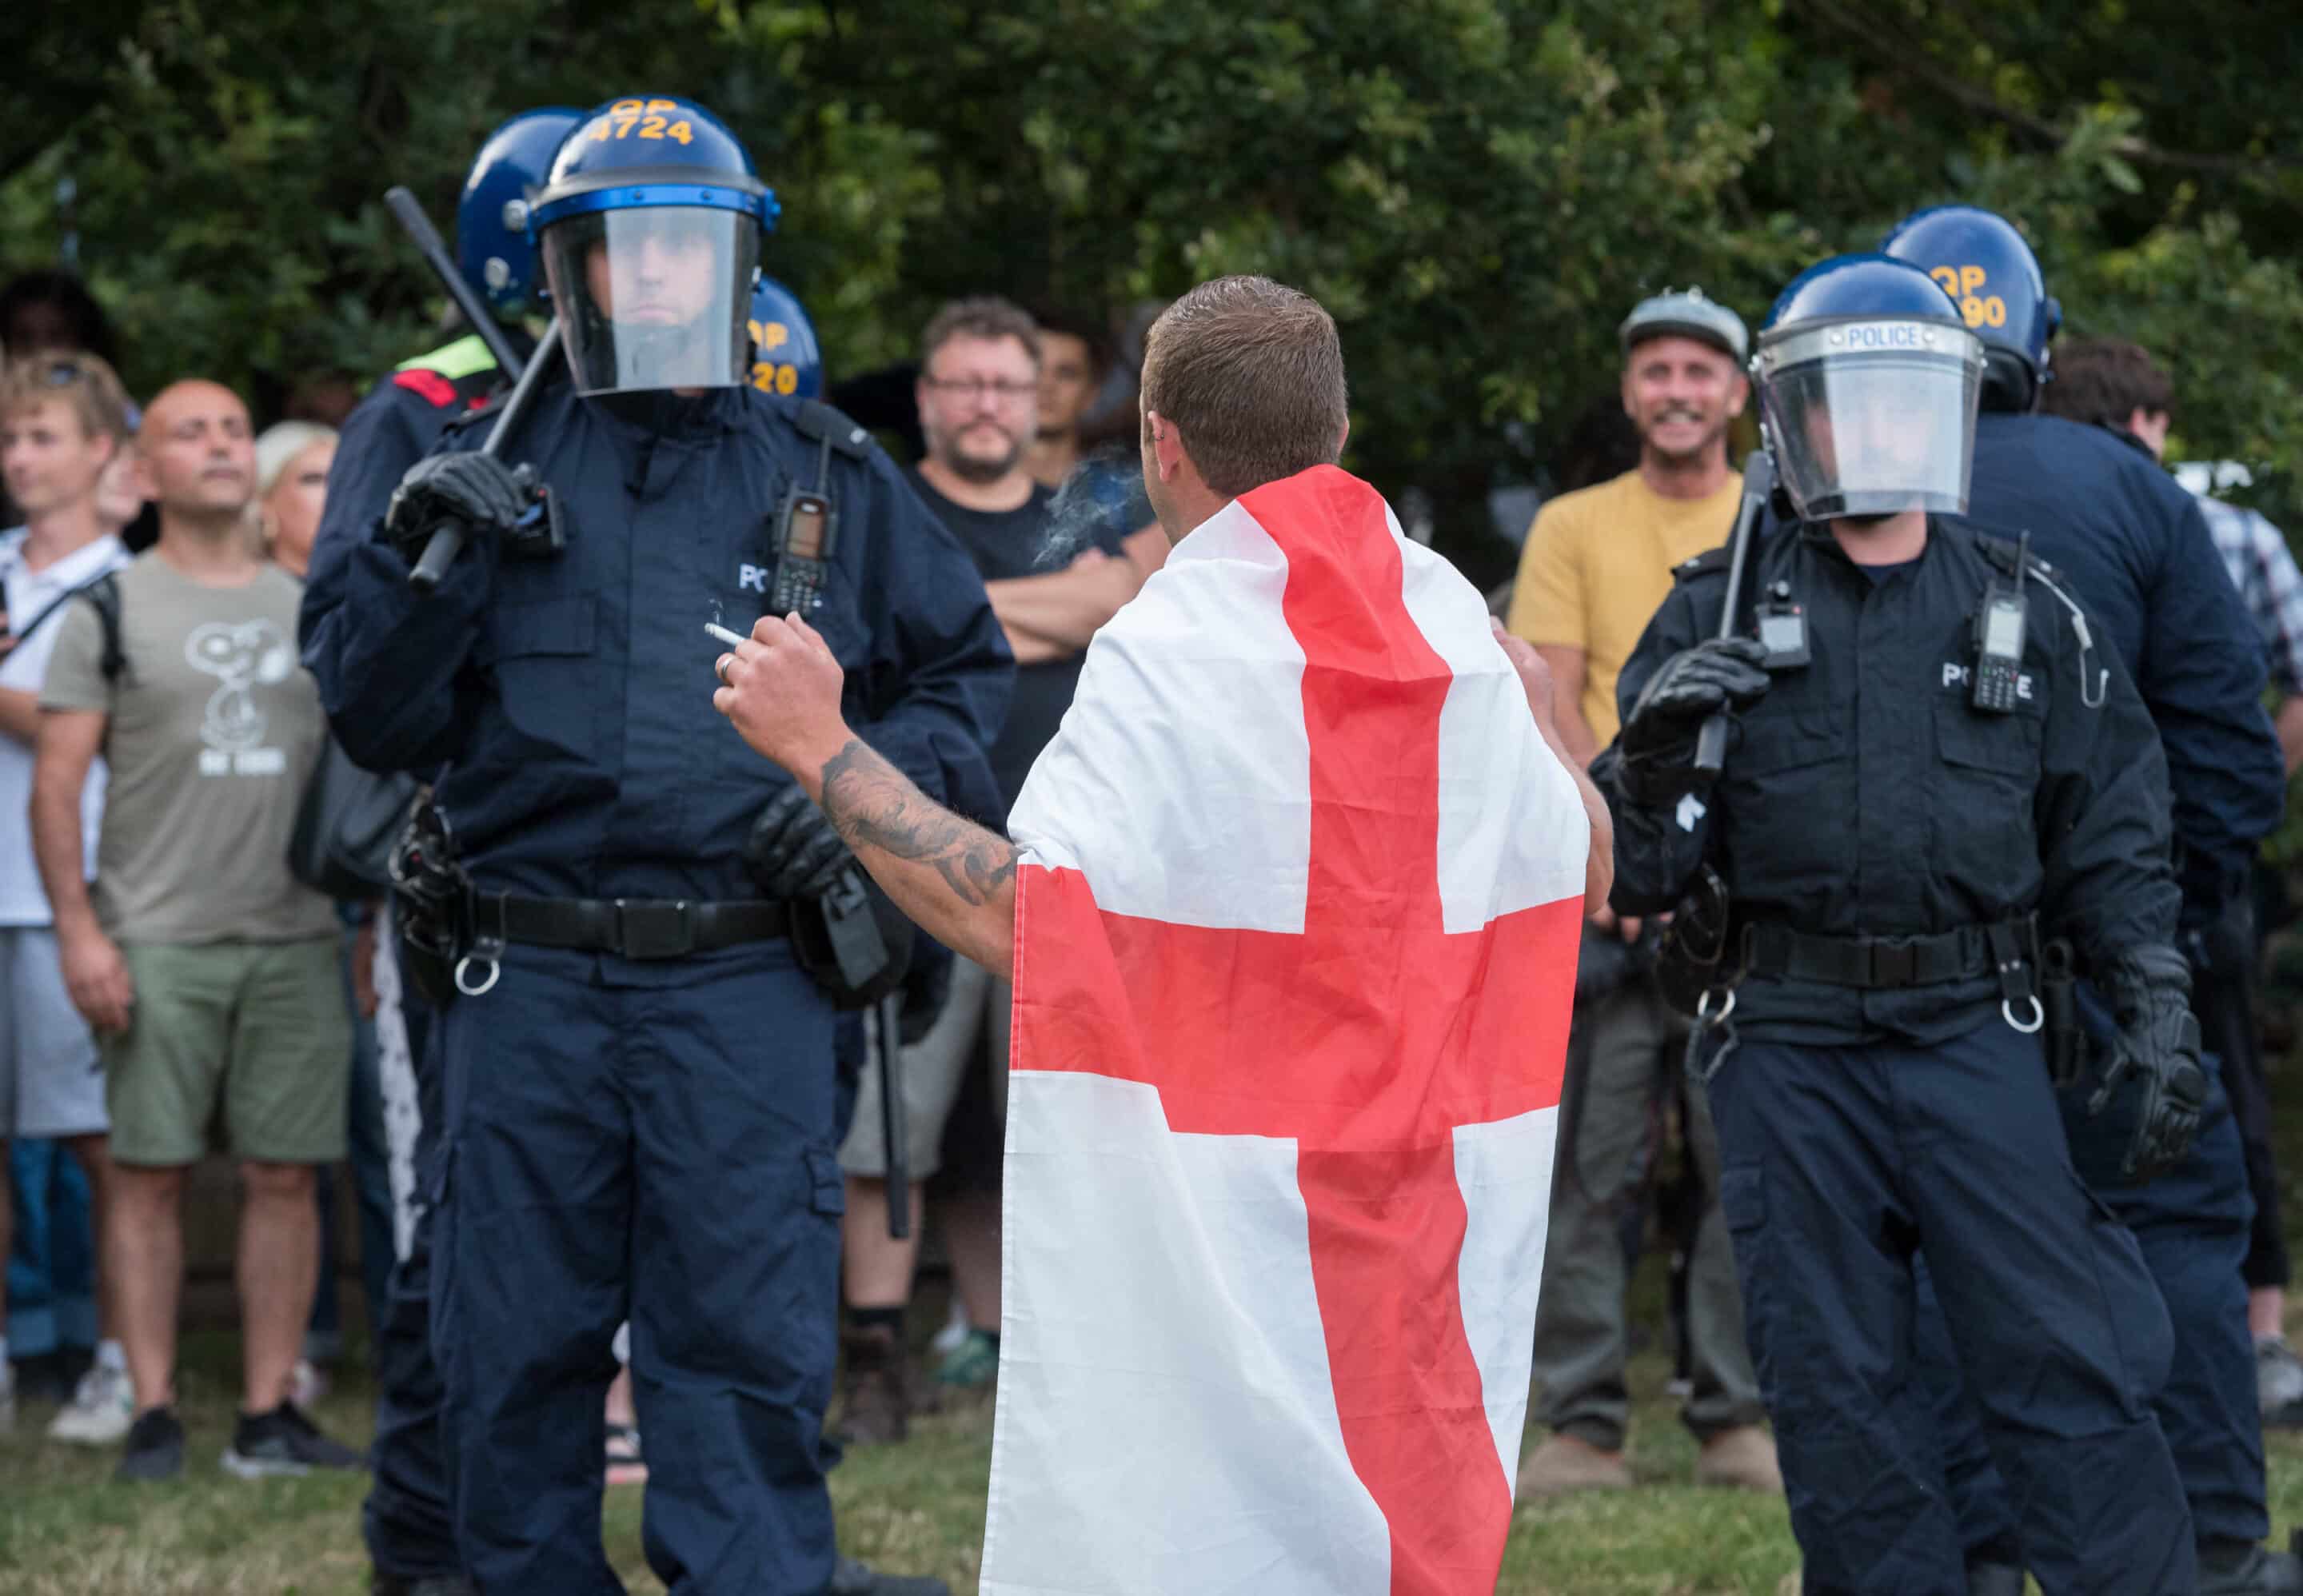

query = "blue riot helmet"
[747,276,823,399]
[1754,253,1986,521]
[455,108,584,317]
[1879,204,2062,413]
[529,96,780,394]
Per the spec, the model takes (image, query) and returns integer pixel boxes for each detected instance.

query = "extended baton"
[1690,449,1778,781]
[408,317,561,595]
[876,990,911,1240]
[382,186,526,385]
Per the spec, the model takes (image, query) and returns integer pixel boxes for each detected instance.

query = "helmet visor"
[1758,320,1984,521]
[541,205,757,395]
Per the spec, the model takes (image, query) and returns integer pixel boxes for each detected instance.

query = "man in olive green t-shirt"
[30,380,360,1483]
[1505,290,1779,1499]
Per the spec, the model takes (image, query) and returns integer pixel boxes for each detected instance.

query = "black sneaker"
[222,1401,367,1478]
[115,1406,186,1482]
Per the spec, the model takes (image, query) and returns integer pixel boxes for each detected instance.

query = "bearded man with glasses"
[830,295,1143,1443]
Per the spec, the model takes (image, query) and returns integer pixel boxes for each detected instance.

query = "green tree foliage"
[6,1,2299,578]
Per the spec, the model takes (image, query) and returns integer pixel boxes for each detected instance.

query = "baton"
[876,991,911,1240]
[1690,449,1777,781]
[383,186,527,385]
[408,317,562,595]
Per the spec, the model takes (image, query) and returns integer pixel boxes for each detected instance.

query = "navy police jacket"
[1600,517,2179,1046]
[299,378,1012,907]
[1964,411,2284,930]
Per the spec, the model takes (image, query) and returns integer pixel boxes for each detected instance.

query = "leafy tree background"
[5,0,2300,586]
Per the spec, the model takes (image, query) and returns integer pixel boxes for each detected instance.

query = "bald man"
[32,381,363,1482]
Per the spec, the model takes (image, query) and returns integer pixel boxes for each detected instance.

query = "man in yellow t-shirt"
[1507,299,1748,760]
[1508,289,1781,1498]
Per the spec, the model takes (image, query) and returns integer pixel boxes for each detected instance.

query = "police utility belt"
[1675,913,2084,1087]
[1746,916,2084,1058]
[462,894,790,987]
[405,880,792,1001]
[1736,915,2050,1032]
[390,796,906,1009]
[1740,918,2036,997]
[389,796,793,1002]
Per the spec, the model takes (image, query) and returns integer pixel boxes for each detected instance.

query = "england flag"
[983,464,1588,1596]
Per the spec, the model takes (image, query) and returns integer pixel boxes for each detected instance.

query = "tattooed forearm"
[818,739,1018,906]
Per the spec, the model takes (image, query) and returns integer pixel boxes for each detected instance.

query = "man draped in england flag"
[714,275,1611,1595]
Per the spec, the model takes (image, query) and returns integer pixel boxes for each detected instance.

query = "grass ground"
[7,1095,2303,1595]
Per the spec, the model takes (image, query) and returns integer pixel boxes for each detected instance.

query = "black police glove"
[2088,944,2207,1183]
[1615,636,1771,804]
[383,452,533,565]
[744,784,856,900]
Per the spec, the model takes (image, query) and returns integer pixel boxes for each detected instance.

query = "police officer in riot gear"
[302,95,1007,1596]
[1882,205,2296,1596]
[1599,253,2199,1594]
[302,105,580,1596]
[749,276,825,400]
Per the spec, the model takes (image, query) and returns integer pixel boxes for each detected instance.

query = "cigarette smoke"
[1033,441,1150,571]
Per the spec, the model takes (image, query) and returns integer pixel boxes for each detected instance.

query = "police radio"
[770,486,837,614]
[764,415,844,614]
[1970,533,2030,714]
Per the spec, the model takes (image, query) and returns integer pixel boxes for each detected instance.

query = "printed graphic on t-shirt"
[185,618,297,774]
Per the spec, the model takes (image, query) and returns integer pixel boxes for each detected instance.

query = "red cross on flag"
[982,465,1587,1595]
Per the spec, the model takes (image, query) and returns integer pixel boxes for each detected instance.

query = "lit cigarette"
[704,622,747,648]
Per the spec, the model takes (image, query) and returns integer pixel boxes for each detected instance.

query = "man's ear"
[1335,416,1351,457]
[1146,408,1185,480]
[1726,372,1750,419]
[130,445,159,505]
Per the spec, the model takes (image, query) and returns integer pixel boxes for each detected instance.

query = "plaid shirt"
[2198,493,2303,693]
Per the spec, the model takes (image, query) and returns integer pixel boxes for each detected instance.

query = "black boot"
[828,1554,951,1595]
[831,1320,912,1446]
[370,1574,480,1596]
[2199,1537,2303,1595]
[1965,1558,2026,1596]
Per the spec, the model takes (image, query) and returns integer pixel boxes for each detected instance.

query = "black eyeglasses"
[922,375,1038,402]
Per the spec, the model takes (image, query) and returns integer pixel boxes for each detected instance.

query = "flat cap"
[1620,286,1749,361]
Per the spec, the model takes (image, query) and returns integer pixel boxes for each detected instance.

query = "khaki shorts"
[102,938,353,1167]
[839,956,1008,1180]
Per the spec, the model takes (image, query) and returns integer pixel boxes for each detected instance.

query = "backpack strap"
[73,572,128,684]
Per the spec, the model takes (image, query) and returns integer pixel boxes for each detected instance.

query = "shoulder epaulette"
[389,368,462,409]
[1672,545,1734,584]
[789,399,873,460]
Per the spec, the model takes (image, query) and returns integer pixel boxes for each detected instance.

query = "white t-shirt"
[0,528,130,926]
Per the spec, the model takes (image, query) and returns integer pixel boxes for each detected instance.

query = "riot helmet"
[1880,204,2061,413]
[529,97,779,395]
[455,108,584,318]
[1754,253,1986,522]
[748,276,824,399]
